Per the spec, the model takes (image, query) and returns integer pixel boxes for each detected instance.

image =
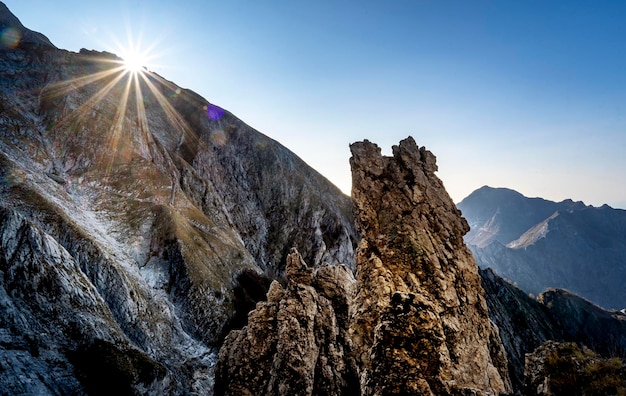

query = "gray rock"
[215,248,359,396]
[0,3,356,393]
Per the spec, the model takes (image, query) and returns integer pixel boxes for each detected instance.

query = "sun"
[120,49,148,74]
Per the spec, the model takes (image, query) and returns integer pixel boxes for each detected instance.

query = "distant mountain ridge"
[458,186,626,309]
[459,186,588,248]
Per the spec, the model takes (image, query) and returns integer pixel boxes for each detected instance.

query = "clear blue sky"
[5,1,626,208]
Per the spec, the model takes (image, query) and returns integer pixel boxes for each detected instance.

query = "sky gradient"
[5,1,626,208]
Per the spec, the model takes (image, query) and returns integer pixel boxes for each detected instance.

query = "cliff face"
[349,138,510,395]
[0,3,355,394]
[217,138,512,395]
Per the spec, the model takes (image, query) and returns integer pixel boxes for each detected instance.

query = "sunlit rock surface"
[215,248,359,396]
[217,138,514,395]
[349,138,510,395]
[3,2,626,395]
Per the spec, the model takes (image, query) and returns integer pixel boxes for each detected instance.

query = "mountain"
[2,3,626,395]
[458,186,626,309]
[215,139,626,395]
[0,3,355,394]
[0,2,55,49]
[458,186,587,248]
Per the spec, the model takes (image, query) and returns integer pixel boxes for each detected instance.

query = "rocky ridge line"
[216,137,512,395]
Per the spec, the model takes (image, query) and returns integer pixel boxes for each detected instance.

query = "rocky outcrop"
[216,138,513,395]
[4,2,626,395]
[215,248,359,396]
[349,138,511,395]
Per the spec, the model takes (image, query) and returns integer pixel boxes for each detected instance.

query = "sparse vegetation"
[541,343,626,395]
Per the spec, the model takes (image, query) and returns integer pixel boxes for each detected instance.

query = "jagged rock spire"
[349,137,511,395]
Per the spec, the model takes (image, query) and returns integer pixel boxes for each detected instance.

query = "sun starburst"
[121,51,147,74]
[41,30,209,205]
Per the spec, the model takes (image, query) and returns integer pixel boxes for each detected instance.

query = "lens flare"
[41,29,210,203]
[0,27,21,49]
[206,103,224,120]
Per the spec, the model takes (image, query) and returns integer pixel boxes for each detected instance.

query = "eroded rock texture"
[217,138,512,395]
[215,248,359,396]
[349,137,511,395]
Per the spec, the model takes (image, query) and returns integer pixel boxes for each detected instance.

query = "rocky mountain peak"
[217,137,512,395]
[3,3,625,394]
[0,2,55,49]
[349,137,510,395]
[460,185,626,309]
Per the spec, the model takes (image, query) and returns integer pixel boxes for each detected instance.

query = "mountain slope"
[481,267,626,394]
[459,186,626,309]
[0,3,355,393]
[2,3,625,395]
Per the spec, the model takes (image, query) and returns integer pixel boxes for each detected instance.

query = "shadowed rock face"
[349,137,510,395]
[0,3,355,394]
[480,268,564,393]
[480,267,626,395]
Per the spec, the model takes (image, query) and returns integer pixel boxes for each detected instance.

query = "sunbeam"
[38,32,211,207]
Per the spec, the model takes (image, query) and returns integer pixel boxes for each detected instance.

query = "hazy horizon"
[5,1,626,209]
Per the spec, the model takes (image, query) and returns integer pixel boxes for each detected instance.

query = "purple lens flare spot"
[207,103,224,120]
